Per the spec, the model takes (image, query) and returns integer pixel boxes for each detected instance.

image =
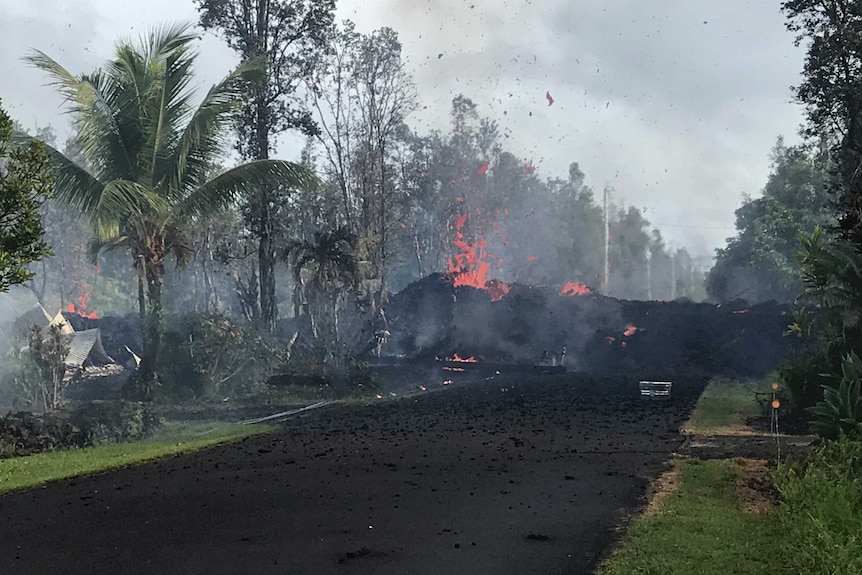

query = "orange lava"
[560,281,591,296]
[67,280,100,318]
[446,211,510,302]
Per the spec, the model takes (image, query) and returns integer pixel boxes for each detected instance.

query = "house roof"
[64,329,115,368]
[47,310,74,336]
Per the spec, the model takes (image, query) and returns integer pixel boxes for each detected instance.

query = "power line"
[650,222,736,230]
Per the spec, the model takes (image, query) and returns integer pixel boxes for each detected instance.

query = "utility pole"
[670,246,677,300]
[603,186,610,296]
[646,249,652,300]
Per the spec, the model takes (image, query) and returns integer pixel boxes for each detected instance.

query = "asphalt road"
[0,374,704,575]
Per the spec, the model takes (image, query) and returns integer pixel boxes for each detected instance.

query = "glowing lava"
[560,281,591,296]
[623,323,638,337]
[67,280,99,319]
[446,211,510,302]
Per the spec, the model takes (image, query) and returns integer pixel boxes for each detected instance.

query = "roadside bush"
[0,411,77,458]
[0,346,45,412]
[0,401,161,458]
[69,401,162,446]
[775,437,862,575]
[807,352,862,439]
[348,358,377,390]
[778,341,836,410]
[159,313,285,401]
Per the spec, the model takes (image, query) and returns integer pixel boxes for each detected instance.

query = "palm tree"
[287,226,359,344]
[21,23,319,398]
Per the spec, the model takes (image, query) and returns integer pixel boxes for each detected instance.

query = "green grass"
[685,377,773,432]
[0,421,272,495]
[774,437,862,575]
[599,459,784,575]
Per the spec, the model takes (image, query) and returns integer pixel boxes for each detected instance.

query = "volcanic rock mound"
[383,273,790,377]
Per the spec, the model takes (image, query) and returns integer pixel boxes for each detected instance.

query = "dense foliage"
[0,100,52,293]
[782,0,862,246]
[707,139,832,303]
[769,1,862,419]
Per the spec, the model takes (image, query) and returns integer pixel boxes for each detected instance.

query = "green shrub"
[69,401,162,445]
[0,401,162,458]
[159,313,284,400]
[775,437,862,575]
[348,358,379,391]
[779,342,835,410]
[0,411,78,458]
[807,352,862,439]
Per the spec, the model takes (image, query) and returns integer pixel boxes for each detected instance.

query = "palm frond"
[127,24,200,187]
[24,52,137,179]
[163,223,194,270]
[141,21,199,63]
[9,130,105,216]
[87,235,131,265]
[93,180,166,243]
[22,50,99,112]
[179,159,320,219]
[165,57,267,198]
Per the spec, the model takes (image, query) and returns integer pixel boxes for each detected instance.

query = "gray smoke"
[376,0,806,259]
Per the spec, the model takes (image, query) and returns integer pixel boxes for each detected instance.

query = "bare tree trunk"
[136,255,146,325]
[137,271,162,399]
[202,228,216,313]
[234,268,260,323]
[253,1,278,333]
[413,231,424,277]
[258,187,277,331]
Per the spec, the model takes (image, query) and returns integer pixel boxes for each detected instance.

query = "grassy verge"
[774,437,862,575]
[0,421,272,496]
[599,458,783,575]
[684,377,773,433]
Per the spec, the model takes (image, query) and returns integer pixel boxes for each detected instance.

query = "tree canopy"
[707,138,832,303]
[0,100,53,293]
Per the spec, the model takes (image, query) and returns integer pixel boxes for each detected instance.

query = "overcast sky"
[0,0,806,259]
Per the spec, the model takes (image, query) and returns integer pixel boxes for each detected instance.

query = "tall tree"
[608,206,652,300]
[0,100,53,293]
[306,20,361,230]
[549,163,605,287]
[306,22,416,296]
[779,1,862,409]
[22,23,318,398]
[707,138,831,303]
[782,0,862,245]
[196,0,337,331]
